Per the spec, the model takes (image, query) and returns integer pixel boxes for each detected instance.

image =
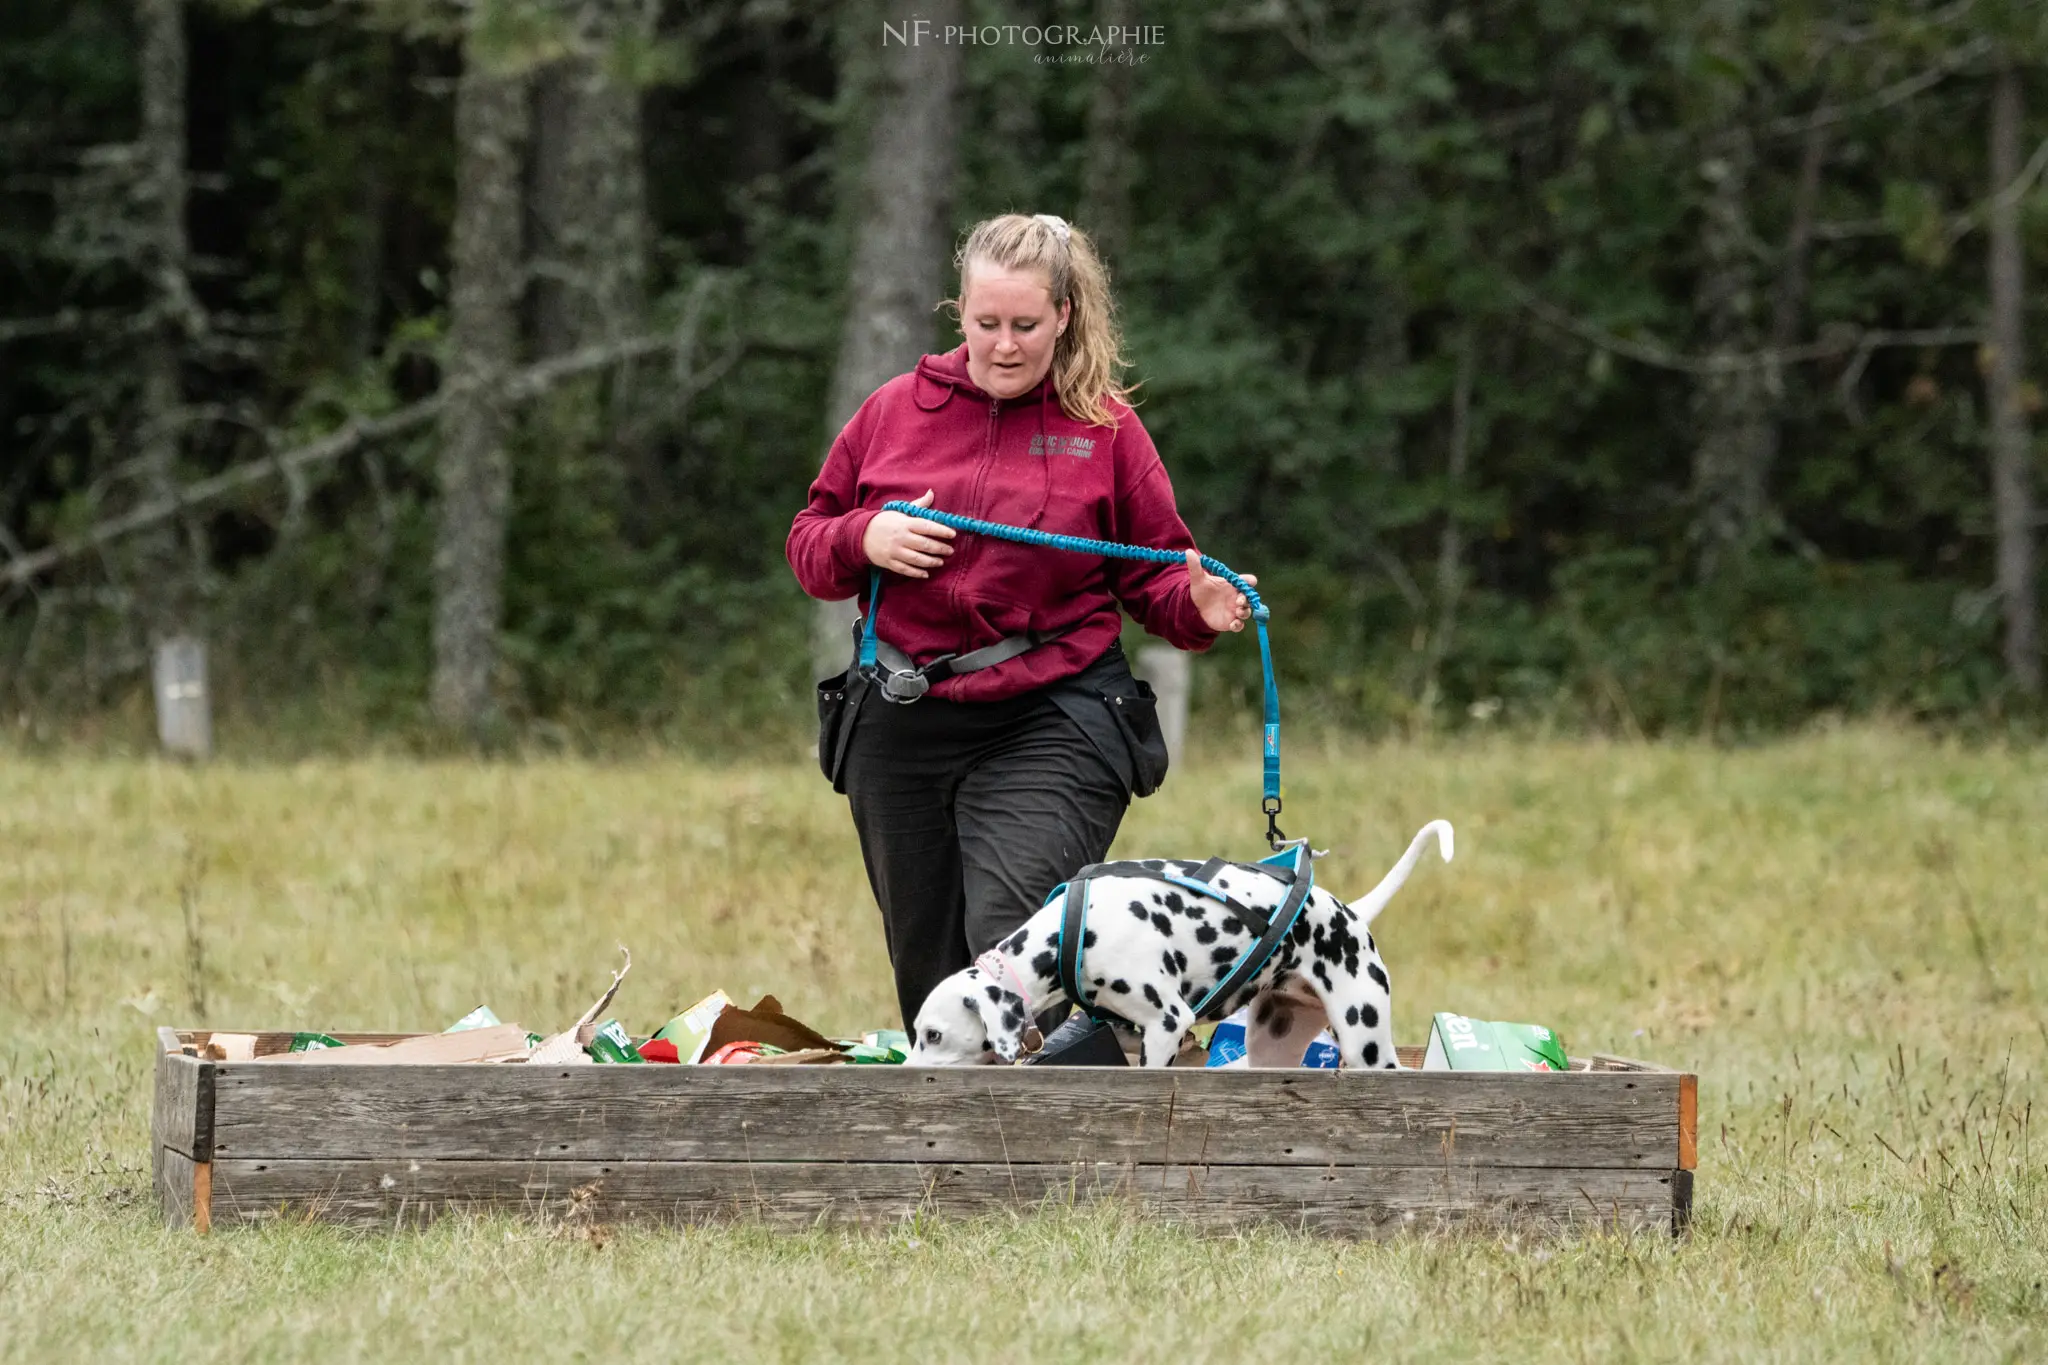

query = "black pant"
[842,685,1130,1030]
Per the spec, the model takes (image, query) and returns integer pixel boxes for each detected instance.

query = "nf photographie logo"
[882,18,1166,49]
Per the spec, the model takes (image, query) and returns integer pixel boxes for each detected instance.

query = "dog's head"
[907,968,1037,1066]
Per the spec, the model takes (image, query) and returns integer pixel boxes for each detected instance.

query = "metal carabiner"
[1263,797,1286,851]
[875,667,928,704]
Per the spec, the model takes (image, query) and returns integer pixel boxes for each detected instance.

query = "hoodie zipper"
[949,396,1003,648]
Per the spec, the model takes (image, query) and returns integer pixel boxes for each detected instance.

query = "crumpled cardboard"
[268,1023,531,1065]
[701,995,840,1058]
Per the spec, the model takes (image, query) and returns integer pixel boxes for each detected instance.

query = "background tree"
[810,0,966,679]
[433,2,531,733]
[1985,55,2040,695]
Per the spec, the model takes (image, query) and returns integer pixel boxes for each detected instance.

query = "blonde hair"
[947,213,1132,427]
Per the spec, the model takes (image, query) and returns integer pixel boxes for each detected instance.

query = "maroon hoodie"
[787,344,1218,702]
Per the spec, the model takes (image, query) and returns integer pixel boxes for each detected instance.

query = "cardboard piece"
[265,1023,532,1065]
[1421,1012,1569,1072]
[647,990,733,1064]
[529,947,633,1066]
[702,995,841,1057]
[199,1032,258,1062]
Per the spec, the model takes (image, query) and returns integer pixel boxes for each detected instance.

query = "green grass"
[2,726,2045,1362]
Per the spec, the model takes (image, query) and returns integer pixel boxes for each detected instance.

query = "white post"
[1135,643,1189,771]
[152,634,211,760]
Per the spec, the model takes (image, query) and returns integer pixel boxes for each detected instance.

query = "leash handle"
[875,499,1284,844]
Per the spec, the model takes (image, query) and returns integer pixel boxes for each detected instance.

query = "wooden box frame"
[152,1028,1696,1238]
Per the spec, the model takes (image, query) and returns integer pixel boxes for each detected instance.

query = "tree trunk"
[1078,0,1138,261]
[136,0,194,633]
[1688,124,1775,573]
[1419,329,1476,722]
[811,0,966,679]
[1986,62,2041,694]
[530,0,650,357]
[138,0,212,757]
[432,31,530,732]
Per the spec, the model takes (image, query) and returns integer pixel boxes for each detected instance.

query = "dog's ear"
[969,991,1024,1063]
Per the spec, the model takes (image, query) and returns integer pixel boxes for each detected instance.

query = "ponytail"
[949,213,1132,428]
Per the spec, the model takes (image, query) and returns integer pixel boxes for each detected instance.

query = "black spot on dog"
[985,985,1003,1003]
[1195,923,1218,945]
[1345,1004,1360,1027]
[1142,983,1164,1009]
[1032,950,1058,979]
[1173,950,1189,974]
[1109,979,1131,994]
[1092,975,1106,987]
[1359,1003,1379,1029]
[1162,891,1186,915]
[1083,929,1098,948]
[1312,961,1332,990]
[1367,962,1389,990]
[1363,1041,1380,1065]
[1220,918,1243,935]
[1211,945,1239,966]
[1150,912,1174,936]
[1290,921,1312,945]
[999,1006,1024,1031]
[1129,900,1150,922]
[1161,951,1180,977]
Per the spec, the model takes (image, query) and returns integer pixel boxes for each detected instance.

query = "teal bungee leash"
[859,499,1292,851]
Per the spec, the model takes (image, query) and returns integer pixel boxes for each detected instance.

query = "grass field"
[2,726,2045,1362]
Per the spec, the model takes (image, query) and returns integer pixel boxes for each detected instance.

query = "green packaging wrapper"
[1421,1013,1568,1072]
[287,1032,344,1053]
[445,1006,502,1033]
[835,1029,911,1064]
[587,1018,644,1064]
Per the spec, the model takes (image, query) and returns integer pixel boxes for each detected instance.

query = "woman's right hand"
[862,489,956,579]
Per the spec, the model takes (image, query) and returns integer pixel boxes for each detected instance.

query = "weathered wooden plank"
[152,1051,212,1160]
[210,1158,1684,1238]
[158,1148,211,1231]
[1671,1169,1694,1236]
[210,1065,1683,1169]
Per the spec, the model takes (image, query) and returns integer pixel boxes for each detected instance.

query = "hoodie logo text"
[1029,434,1095,459]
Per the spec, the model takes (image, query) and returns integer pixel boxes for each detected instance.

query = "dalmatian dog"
[908,819,1453,1069]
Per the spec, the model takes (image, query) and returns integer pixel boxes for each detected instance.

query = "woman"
[787,212,1253,1030]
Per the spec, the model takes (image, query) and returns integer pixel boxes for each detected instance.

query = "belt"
[853,611,1068,705]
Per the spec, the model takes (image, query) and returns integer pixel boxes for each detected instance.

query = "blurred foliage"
[2,0,2046,750]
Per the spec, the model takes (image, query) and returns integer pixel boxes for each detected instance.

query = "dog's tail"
[1353,819,1454,926]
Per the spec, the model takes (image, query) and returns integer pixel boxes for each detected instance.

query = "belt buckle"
[877,667,928,703]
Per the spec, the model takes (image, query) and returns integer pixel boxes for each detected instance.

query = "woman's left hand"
[1186,551,1256,633]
